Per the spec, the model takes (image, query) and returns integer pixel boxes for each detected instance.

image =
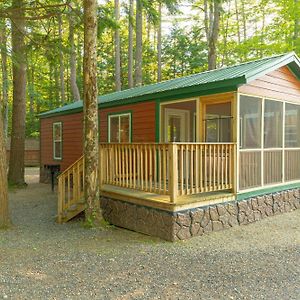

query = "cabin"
[40,52,300,241]
[7,138,40,167]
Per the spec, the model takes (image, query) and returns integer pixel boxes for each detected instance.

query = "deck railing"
[57,142,235,222]
[100,142,236,202]
[57,156,84,223]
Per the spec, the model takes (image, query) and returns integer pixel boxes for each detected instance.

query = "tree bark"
[205,0,221,70]
[157,2,162,82]
[69,8,81,101]
[8,0,27,186]
[294,0,299,46]
[128,0,134,88]
[83,0,101,225]
[0,20,9,138]
[58,13,66,104]
[135,0,143,86]
[0,109,10,228]
[114,0,121,91]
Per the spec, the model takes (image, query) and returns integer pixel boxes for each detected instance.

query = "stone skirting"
[100,188,300,241]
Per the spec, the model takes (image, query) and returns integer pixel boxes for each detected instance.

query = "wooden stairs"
[57,156,86,223]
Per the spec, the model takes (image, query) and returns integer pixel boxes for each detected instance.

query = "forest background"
[0,0,299,138]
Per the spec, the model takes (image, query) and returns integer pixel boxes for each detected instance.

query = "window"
[53,122,62,160]
[264,99,283,148]
[108,113,131,143]
[239,95,262,149]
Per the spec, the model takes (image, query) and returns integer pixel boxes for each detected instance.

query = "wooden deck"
[101,184,234,212]
[57,142,236,223]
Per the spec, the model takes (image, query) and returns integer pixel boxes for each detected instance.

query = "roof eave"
[245,52,300,83]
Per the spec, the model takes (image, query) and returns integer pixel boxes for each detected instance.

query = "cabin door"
[165,108,189,142]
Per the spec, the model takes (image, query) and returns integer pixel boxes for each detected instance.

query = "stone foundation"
[100,188,300,241]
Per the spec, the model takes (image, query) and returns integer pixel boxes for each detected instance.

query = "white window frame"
[108,113,132,143]
[53,122,63,160]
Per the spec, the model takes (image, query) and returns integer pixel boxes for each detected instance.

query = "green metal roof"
[40,52,300,118]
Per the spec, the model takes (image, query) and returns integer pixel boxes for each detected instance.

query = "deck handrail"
[57,142,237,222]
[57,155,85,223]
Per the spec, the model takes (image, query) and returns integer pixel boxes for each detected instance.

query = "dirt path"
[0,168,299,299]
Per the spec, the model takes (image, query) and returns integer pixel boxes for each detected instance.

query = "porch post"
[169,143,178,203]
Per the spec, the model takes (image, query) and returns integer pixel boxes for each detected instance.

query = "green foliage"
[1,0,300,138]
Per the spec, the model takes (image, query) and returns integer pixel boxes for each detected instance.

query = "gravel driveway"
[0,168,299,299]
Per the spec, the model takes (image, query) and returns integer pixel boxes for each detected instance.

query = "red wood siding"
[40,101,156,172]
[40,112,83,171]
[239,66,300,103]
[99,101,156,142]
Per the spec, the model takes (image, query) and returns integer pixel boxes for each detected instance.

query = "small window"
[108,113,131,143]
[53,122,62,160]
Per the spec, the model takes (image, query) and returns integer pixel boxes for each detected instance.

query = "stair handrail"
[57,155,85,223]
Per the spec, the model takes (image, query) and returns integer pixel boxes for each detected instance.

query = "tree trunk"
[0,109,10,228]
[114,0,121,91]
[135,0,143,86]
[206,0,222,70]
[58,14,66,105]
[234,0,241,45]
[0,20,9,138]
[157,2,162,82]
[83,0,101,225]
[128,0,134,88]
[294,0,299,46]
[69,8,81,101]
[8,0,27,186]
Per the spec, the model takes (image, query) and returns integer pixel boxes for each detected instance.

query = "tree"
[204,0,222,70]
[0,108,10,228]
[128,0,134,88]
[0,20,9,138]
[157,2,162,82]
[58,13,66,104]
[114,0,121,91]
[83,0,102,225]
[69,4,81,101]
[8,0,27,186]
[135,0,143,86]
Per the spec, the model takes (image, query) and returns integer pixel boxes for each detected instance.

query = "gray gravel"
[0,168,299,300]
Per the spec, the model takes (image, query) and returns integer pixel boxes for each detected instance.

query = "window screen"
[264,99,283,148]
[285,103,300,147]
[239,95,262,149]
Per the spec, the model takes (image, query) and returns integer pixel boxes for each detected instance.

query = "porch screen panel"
[285,149,300,181]
[239,96,262,149]
[239,151,261,189]
[239,95,262,190]
[264,100,283,148]
[264,151,282,185]
[285,103,300,147]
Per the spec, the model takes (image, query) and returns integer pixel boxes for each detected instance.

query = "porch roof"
[40,52,300,118]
